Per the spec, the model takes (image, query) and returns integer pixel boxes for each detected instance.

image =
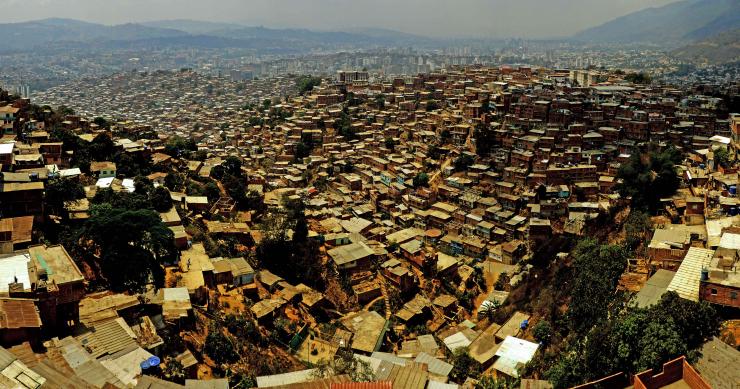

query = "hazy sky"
[1,0,680,38]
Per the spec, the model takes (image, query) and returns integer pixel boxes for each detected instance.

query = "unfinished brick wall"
[700,282,740,308]
[634,357,711,389]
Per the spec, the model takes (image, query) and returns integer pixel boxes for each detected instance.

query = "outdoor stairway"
[377,272,392,320]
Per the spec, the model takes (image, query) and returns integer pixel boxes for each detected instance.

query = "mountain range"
[671,28,740,64]
[2,1,738,60]
[0,18,431,54]
[572,0,740,44]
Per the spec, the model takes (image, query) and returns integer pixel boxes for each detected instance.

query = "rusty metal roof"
[331,382,393,389]
[0,298,41,329]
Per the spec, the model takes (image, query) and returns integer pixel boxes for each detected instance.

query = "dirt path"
[430,157,452,189]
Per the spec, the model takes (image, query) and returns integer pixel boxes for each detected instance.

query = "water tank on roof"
[700,269,709,281]
[520,319,529,329]
[730,185,737,196]
[730,207,738,216]
[147,356,161,367]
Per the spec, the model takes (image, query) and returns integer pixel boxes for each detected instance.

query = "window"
[731,292,738,300]
[710,288,718,295]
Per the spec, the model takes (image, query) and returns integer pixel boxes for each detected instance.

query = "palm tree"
[478,299,501,322]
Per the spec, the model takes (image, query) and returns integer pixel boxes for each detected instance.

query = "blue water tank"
[699,163,706,169]
[730,207,738,216]
[140,361,150,370]
[730,185,737,196]
[147,356,161,367]
[520,319,529,329]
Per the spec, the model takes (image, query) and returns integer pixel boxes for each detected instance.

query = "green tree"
[91,187,152,211]
[714,146,730,169]
[374,94,385,109]
[635,318,686,371]
[89,133,115,161]
[413,172,429,188]
[223,156,243,177]
[476,375,519,389]
[545,291,720,388]
[151,186,173,212]
[134,176,155,197]
[624,72,652,84]
[450,348,481,383]
[479,299,501,322]
[204,325,239,365]
[114,151,152,177]
[454,154,474,172]
[624,211,652,252]
[82,205,175,291]
[204,181,222,202]
[384,137,396,151]
[296,75,322,95]
[162,357,186,384]
[567,238,627,333]
[532,320,553,345]
[164,173,183,191]
[223,174,247,206]
[245,190,265,213]
[164,136,197,157]
[545,349,587,389]
[650,291,720,351]
[616,147,681,213]
[44,177,85,215]
[336,110,355,139]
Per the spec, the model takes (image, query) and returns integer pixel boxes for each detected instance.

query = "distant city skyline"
[1,0,681,38]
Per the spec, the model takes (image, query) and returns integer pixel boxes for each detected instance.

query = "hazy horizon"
[0,0,682,38]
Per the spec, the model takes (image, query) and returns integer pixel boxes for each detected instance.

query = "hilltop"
[572,0,740,44]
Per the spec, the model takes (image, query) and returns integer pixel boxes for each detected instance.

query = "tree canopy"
[624,72,652,84]
[81,204,176,291]
[567,238,628,333]
[413,172,429,188]
[547,291,719,388]
[454,154,475,172]
[714,146,730,169]
[44,177,85,215]
[296,75,322,95]
[615,147,682,213]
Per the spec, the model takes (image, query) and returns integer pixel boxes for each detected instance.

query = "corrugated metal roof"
[427,381,459,389]
[0,298,41,329]
[0,346,17,369]
[75,318,138,359]
[667,247,714,301]
[331,382,393,389]
[694,337,740,389]
[414,352,452,377]
[100,346,153,387]
[376,363,428,389]
[184,378,230,389]
[719,232,740,250]
[632,269,676,308]
[493,336,539,378]
[256,368,318,387]
[370,352,407,367]
[135,375,184,389]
